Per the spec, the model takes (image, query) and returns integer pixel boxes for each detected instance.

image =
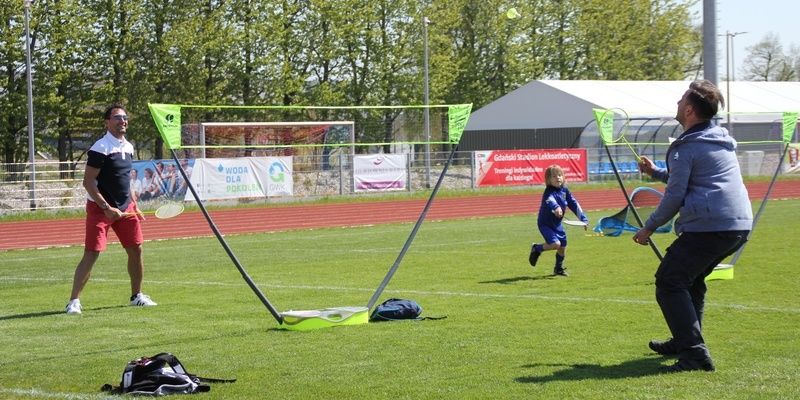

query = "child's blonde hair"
[544,164,564,184]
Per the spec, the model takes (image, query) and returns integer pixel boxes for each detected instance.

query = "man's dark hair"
[104,103,127,120]
[687,80,724,120]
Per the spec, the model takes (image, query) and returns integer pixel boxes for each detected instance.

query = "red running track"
[2,181,799,251]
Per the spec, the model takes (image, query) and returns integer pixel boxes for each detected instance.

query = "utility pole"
[719,30,748,135]
[423,17,431,189]
[24,0,37,210]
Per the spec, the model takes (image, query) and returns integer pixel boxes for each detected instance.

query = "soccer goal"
[148,103,472,330]
[152,104,469,157]
[193,121,356,160]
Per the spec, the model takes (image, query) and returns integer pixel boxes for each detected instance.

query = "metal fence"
[0,152,476,213]
[1,146,789,214]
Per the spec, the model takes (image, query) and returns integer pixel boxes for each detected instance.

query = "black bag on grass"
[101,352,235,396]
[370,298,423,321]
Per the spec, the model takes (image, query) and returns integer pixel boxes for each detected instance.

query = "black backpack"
[101,353,235,396]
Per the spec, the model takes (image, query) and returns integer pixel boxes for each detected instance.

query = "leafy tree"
[33,0,102,173]
[427,0,698,108]
[426,0,528,108]
[0,0,704,163]
[0,2,30,166]
[573,0,699,80]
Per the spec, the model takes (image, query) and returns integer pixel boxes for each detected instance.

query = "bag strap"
[192,375,238,383]
[151,352,187,375]
[152,353,236,383]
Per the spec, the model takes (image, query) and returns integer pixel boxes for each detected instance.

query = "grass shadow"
[515,357,666,383]
[479,275,556,284]
[0,305,127,321]
[0,325,265,367]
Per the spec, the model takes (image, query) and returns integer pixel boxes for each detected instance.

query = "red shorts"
[84,201,143,251]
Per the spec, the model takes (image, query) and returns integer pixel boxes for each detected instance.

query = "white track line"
[2,276,798,314]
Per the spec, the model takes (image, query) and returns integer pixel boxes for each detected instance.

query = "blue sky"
[691,0,799,78]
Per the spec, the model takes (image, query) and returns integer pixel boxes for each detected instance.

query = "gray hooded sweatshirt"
[645,121,753,234]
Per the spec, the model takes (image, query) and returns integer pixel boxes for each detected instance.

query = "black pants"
[654,230,749,360]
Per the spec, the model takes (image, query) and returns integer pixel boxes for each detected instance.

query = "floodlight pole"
[423,16,432,189]
[719,30,747,136]
[702,0,717,85]
[24,0,37,210]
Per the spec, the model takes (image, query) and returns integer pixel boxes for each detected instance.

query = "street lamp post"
[423,17,431,189]
[720,30,747,135]
[24,0,36,210]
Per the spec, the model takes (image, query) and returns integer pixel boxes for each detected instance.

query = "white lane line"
[2,276,798,314]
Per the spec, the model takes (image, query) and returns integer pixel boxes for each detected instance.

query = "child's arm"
[545,194,563,218]
[566,190,589,224]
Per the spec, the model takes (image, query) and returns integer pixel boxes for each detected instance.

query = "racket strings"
[600,109,642,161]
[154,202,185,219]
[593,188,672,236]
[613,122,642,161]
[625,188,672,233]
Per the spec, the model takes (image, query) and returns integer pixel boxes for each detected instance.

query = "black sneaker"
[528,244,541,267]
[648,339,679,356]
[554,268,568,276]
[661,357,715,373]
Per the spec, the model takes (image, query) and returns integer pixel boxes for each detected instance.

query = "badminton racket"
[562,219,588,227]
[595,108,641,162]
[124,202,185,219]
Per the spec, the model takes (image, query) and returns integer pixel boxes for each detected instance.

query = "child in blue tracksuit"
[529,165,589,276]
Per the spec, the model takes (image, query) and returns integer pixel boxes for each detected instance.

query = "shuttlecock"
[506,8,521,19]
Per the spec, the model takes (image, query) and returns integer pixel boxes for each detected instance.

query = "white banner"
[191,157,294,200]
[353,154,407,192]
[252,157,294,197]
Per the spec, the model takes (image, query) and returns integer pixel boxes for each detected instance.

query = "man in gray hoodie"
[634,80,753,373]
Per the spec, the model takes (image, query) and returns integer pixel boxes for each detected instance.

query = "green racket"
[596,108,641,161]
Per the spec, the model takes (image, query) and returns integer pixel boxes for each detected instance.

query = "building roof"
[465,80,800,131]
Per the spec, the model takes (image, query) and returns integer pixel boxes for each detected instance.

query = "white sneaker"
[130,293,157,307]
[65,299,82,315]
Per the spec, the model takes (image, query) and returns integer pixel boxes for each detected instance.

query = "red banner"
[473,149,588,187]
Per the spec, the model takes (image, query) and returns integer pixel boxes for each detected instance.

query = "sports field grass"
[1,200,799,399]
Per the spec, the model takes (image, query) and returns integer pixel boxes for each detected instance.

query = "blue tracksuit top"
[537,185,588,228]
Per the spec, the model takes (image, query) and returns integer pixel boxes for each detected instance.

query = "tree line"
[2,0,702,166]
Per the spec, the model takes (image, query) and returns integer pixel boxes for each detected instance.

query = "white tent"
[466,80,800,131]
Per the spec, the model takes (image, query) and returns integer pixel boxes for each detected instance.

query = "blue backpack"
[369,298,446,322]
[370,298,422,321]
